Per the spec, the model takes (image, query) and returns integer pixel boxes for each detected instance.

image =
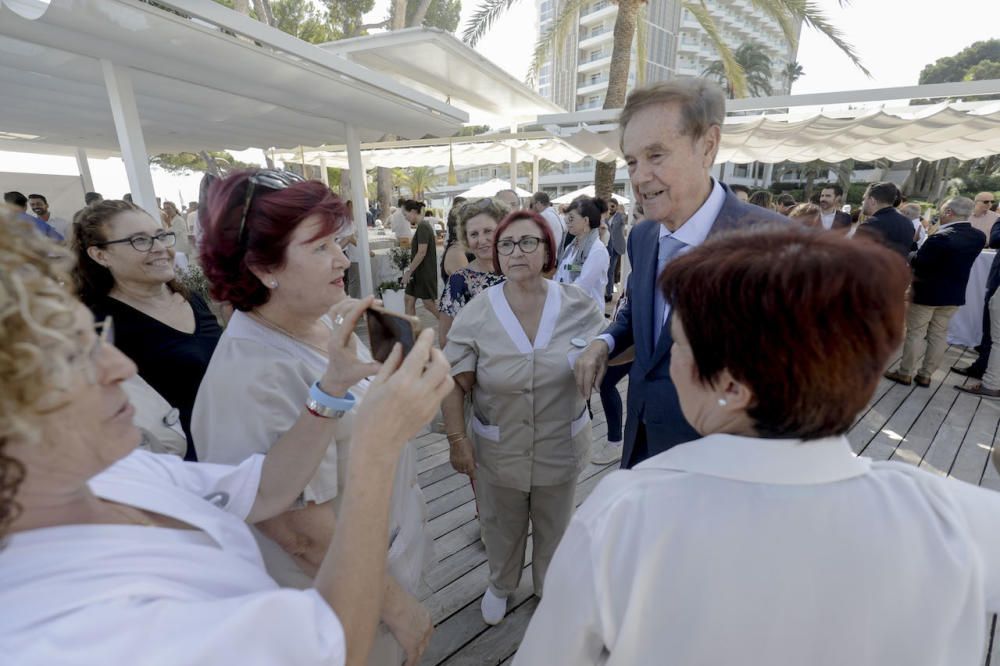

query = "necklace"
[250,310,328,356]
[105,501,156,527]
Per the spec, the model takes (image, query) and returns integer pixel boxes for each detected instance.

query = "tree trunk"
[233,0,250,15]
[593,0,640,199]
[377,167,394,222]
[390,0,407,30]
[409,0,435,27]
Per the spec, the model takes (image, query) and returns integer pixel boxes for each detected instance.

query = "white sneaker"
[481,588,508,625]
[591,440,623,465]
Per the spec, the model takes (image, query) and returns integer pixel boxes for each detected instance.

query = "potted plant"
[377,246,411,313]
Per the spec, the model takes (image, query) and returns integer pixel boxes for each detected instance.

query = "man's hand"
[574,339,609,398]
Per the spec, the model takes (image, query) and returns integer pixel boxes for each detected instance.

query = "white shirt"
[516,433,1000,666]
[820,210,836,230]
[389,209,413,240]
[554,238,609,312]
[540,206,566,250]
[43,215,70,238]
[913,217,928,246]
[0,450,346,665]
[599,179,725,353]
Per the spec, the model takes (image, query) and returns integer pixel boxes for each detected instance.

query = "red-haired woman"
[517,227,1000,665]
[192,170,434,666]
[441,210,605,626]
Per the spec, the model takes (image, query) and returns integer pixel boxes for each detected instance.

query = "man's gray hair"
[944,197,975,220]
[619,77,726,144]
[899,203,921,219]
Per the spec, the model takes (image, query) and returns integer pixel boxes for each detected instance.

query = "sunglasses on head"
[238,170,305,244]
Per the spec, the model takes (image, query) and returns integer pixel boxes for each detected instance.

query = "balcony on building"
[578,25,613,50]
[577,51,612,73]
[576,75,609,96]
[580,0,617,26]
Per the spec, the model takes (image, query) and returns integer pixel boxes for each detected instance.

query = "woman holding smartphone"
[192,170,434,666]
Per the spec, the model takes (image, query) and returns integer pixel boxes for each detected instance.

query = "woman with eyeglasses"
[71,200,223,461]
[192,170,435,666]
[437,197,509,345]
[0,210,454,666]
[442,210,605,626]
[553,196,610,312]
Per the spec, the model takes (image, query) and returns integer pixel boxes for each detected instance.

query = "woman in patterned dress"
[437,197,511,345]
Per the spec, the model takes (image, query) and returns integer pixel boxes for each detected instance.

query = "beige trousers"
[476,477,577,598]
[899,303,960,378]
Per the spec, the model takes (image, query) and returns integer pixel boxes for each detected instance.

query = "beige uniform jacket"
[446,281,605,492]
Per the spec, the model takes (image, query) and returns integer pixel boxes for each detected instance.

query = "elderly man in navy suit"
[574,78,786,469]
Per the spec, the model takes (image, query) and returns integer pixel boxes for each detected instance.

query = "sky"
[2,0,997,211]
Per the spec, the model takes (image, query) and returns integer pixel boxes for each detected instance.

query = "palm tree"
[782,60,805,92]
[703,42,774,99]
[396,166,442,201]
[464,0,868,197]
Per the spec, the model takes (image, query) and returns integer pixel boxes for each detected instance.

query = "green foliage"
[177,265,211,302]
[324,0,377,38]
[413,0,462,31]
[270,0,336,43]
[703,42,774,98]
[377,280,403,297]
[454,124,493,137]
[396,167,442,200]
[150,151,254,174]
[919,39,1000,84]
[965,60,1000,81]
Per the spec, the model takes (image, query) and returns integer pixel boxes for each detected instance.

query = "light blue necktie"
[653,234,687,346]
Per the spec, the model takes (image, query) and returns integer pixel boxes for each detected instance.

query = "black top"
[855,206,916,258]
[909,222,987,306]
[90,292,223,461]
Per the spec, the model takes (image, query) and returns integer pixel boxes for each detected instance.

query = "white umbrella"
[552,185,630,205]
[456,178,532,199]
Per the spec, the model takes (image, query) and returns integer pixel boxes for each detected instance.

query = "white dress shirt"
[389,209,412,241]
[540,205,566,251]
[598,179,725,353]
[516,433,1000,666]
[820,210,836,230]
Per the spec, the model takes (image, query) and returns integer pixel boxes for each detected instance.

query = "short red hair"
[660,226,909,439]
[492,210,558,274]
[199,170,347,311]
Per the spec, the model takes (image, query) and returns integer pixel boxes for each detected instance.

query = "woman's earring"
[269,280,278,288]
[718,398,728,407]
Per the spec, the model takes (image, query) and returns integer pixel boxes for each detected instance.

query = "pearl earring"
[269,280,278,288]
[718,398,728,407]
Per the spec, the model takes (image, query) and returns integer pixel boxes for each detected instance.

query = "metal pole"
[100,60,158,220]
[509,122,518,192]
[532,156,540,194]
[75,148,95,194]
[319,155,330,187]
[346,124,374,298]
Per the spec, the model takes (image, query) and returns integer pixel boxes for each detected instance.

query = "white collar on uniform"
[635,432,871,485]
[657,178,726,247]
[488,280,561,354]
[937,220,966,231]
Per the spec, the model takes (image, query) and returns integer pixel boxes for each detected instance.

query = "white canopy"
[552,185,630,204]
[457,179,532,199]
[274,133,591,170]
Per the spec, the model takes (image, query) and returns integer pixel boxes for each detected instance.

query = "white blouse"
[554,239,609,312]
[516,433,1000,666]
[0,450,346,665]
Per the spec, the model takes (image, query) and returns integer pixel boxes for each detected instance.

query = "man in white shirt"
[573,78,786,469]
[388,197,413,242]
[27,194,70,239]
[817,184,852,231]
[531,191,566,252]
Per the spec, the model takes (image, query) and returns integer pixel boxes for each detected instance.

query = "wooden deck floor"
[412,343,1000,665]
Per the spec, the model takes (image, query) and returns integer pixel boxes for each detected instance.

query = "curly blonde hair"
[0,206,79,536]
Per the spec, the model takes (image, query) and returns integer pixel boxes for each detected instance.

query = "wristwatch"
[306,381,357,419]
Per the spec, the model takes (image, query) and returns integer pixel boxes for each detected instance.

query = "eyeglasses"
[94,231,176,252]
[238,169,305,244]
[978,199,995,205]
[496,236,543,255]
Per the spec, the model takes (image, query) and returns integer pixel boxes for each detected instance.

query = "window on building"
[590,73,601,84]
[733,164,750,178]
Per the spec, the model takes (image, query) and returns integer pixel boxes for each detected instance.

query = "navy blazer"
[856,206,915,258]
[831,210,852,230]
[603,186,787,468]
[909,222,987,307]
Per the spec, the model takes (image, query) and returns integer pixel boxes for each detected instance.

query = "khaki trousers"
[477,477,577,598]
[899,303,960,378]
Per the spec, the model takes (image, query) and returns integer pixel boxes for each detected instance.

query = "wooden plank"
[440,596,540,665]
[919,389,979,477]
[889,374,963,468]
[949,399,1000,485]
[847,382,913,456]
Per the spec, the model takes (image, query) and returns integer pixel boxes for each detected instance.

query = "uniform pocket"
[570,407,590,438]
[471,414,500,441]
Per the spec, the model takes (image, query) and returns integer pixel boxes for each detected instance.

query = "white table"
[948,249,994,347]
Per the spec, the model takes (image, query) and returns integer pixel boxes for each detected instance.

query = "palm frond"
[685,0,747,98]
[749,0,800,51]
[462,0,524,46]
[798,0,870,77]
[751,0,869,77]
[526,0,588,86]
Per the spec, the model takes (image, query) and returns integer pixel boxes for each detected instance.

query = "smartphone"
[366,304,422,362]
